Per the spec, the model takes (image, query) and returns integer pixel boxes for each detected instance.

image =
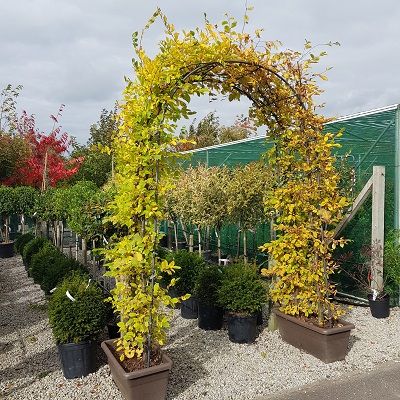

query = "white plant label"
[66,290,76,302]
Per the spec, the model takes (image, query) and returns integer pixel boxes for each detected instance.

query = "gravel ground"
[1,255,400,400]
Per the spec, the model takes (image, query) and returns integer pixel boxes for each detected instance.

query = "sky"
[1,0,399,144]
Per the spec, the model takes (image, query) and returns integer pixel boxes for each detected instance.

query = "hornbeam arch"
[104,11,348,360]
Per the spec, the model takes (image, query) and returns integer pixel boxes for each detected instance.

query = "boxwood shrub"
[218,264,267,315]
[22,237,51,267]
[15,233,35,254]
[48,272,107,344]
[165,250,206,296]
[31,243,87,294]
[195,265,224,307]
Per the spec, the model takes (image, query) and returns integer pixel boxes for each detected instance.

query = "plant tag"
[49,287,57,293]
[103,237,108,245]
[372,289,378,301]
[66,290,76,302]
[85,279,92,289]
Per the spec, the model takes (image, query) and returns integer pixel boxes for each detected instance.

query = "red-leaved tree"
[4,106,82,189]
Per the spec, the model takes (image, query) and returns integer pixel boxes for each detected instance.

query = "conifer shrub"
[48,272,107,344]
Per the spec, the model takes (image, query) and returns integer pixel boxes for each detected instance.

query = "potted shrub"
[30,242,86,294]
[22,236,50,269]
[218,264,266,343]
[14,232,35,255]
[48,272,107,379]
[166,250,206,319]
[261,107,355,362]
[0,186,16,258]
[195,265,224,330]
[340,243,390,319]
[14,186,38,234]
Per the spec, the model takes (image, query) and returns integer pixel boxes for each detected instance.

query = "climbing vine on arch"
[103,8,348,362]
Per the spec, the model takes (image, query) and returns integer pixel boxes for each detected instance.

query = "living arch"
[105,12,347,359]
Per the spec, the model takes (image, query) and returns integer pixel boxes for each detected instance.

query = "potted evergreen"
[0,186,16,258]
[30,242,86,294]
[166,250,205,319]
[14,232,35,255]
[48,272,107,379]
[14,186,38,234]
[22,236,50,269]
[218,264,266,343]
[195,265,224,330]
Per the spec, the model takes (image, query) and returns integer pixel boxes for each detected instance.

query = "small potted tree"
[0,186,16,258]
[14,186,38,234]
[195,265,224,330]
[166,250,205,319]
[218,264,266,343]
[48,272,107,379]
[339,242,390,319]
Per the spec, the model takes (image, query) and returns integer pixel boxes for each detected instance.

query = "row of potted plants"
[16,233,109,379]
[0,182,109,261]
[165,250,268,343]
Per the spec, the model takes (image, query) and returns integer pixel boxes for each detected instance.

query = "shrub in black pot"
[195,265,224,330]
[218,264,267,343]
[166,250,205,319]
[31,243,87,294]
[15,232,35,255]
[48,272,107,379]
[22,237,50,268]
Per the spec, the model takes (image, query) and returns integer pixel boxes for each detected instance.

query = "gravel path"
[1,255,400,400]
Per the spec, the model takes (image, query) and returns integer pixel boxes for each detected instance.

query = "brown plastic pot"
[101,339,172,400]
[274,309,355,363]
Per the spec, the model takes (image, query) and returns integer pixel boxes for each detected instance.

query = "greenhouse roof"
[181,104,399,176]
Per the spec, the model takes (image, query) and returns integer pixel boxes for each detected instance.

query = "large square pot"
[101,339,172,400]
[274,309,355,363]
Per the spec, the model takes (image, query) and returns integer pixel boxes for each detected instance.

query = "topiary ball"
[22,237,50,267]
[14,233,35,254]
[48,272,107,344]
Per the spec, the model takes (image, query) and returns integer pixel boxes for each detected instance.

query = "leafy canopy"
[104,7,347,360]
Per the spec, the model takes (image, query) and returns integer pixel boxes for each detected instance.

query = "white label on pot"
[66,290,76,302]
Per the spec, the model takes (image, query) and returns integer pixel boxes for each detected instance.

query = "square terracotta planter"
[274,309,355,363]
[101,339,172,400]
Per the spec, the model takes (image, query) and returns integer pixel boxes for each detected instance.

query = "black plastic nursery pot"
[57,341,96,379]
[181,297,198,319]
[368,293,390,319]
[0,241,15,258]
[198,303,224,330]
[227,313,257,344]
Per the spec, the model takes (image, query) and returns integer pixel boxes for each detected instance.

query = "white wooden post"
[371,166,385,292]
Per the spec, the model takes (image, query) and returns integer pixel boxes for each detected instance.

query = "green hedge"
[30,243,86,294]
[22,237,50,267]
[14,233,35,254]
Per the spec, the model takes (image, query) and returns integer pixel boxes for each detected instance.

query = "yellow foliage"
[102,8,348,359]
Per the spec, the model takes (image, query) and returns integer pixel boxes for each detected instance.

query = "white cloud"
[1,0,399,142]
